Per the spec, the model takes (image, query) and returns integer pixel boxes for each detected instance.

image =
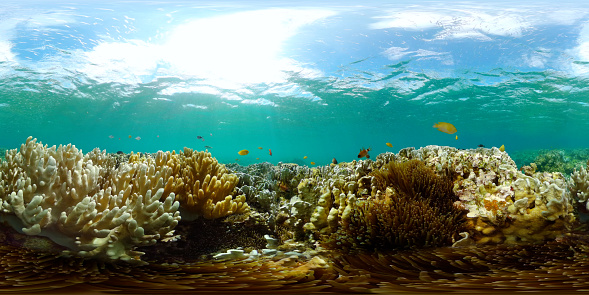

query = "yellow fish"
[455,135,458,140]
[310,162,316,165]
[386,142,393,147]
[256,158,260,160]
[258,147,263,149]
[499,144,505,152]
[433,122,457,134]
[304,156,308,159]
[238,149,249,156]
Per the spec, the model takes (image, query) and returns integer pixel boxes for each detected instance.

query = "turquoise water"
[1,1,589,166]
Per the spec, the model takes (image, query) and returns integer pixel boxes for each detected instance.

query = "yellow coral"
[159,147,249,220]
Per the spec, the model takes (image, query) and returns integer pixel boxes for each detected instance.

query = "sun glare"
[162,9,334,88]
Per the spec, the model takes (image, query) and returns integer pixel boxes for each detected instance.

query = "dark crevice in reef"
[139,217,272,263]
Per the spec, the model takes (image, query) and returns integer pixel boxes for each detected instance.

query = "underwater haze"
[1,0,589,166]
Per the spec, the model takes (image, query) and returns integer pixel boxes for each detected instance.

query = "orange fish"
[258,147,263,149]
[433,122,457,134]
[256,158,260,160]
[269,149,272,156]
[386,142,393,147]
[135,136,141,140]
[238,149,249,156]
[311,162,316,165]
[358,147,371,159]
[128,135,132,138]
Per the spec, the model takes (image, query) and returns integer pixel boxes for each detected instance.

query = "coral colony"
[1,136,589,293]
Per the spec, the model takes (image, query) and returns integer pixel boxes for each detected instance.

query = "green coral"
[511,148,589,175]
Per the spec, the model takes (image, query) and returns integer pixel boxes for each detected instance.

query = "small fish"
[197,136,204,142]
[433,122,457,134]
[278,181,289,192]
[455,135,458,140]
[269,149,272,156]
[128,135,132,138]
[135,136,141,140]
[303,156,308,159]
[358,147,371,159]
[478,144,485,147]
[258,147,263,149]
[386,142,393,148]
[332,158,338,164]
[499,144,505,152]
[109,135,114,139]
[205,145,212,149]
[256,158,260,160]
[238,149,249,156]
[311,161,316,165]
[235,158,240,161]
[157,135,159,138]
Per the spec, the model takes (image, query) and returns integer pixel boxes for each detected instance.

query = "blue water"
[1,0,589,166]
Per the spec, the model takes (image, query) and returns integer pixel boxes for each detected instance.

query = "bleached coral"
[0,137,250,262]
[569,165,589,211]
[0,137,180,262]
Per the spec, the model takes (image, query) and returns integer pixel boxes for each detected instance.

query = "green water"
[1,1,589,166]
[1,67,588,166]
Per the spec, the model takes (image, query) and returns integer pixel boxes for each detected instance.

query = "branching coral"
[0,137,249,262]
[0,137,180,261]
[165,148,249,220]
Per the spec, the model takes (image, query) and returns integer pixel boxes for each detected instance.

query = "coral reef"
[160,148,248,220]
[569,164,589,217]
[2,137,589,293]
[321,160,467,251]
[387,145,575,244]
[0,137,248,262]
[510,148,589,175]
[0,137,180,262]
[532,149,589,175]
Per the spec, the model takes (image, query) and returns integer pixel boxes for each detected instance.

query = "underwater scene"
[3,0,589,294]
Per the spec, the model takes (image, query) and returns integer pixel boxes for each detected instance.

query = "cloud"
[241,98,277,106]
[0,41,15,63]
[371,8,532,40]
[567,23,589,75]
[383,47,453,65]
[69,8,335,94]
[522,49,551,68]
